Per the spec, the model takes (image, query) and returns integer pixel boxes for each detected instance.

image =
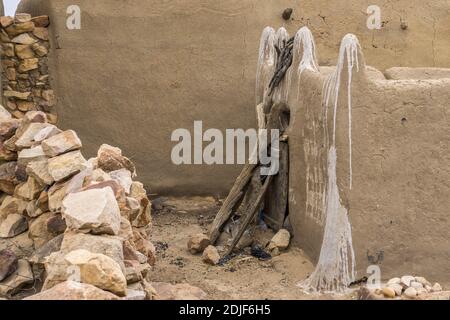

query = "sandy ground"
[148,196,356,300]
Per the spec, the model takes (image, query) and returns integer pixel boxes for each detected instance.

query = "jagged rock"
[0,16,14,28]
[47,150,87,182]
[2,43,14,56]
[202,245,220,265]
[151,282,207,300]
[0,232,33,258]
[15,122,51,149]
[404,287,418,298]
[14,176,45,201]
[109,169,132,194]
[97,144,136,176]
[64,249,127,296]
[415,276,431,287]
[60,232,125,271]
[26,159,53,185]
[0,249,18,281]
[0,259,33,296]
[124,287,146,300]
[33,125,61,143]
[125,196,140,219]
[267,229,291,251]
[33,27,48,41]
[18,58,39,73]
[5,21,35,37]
[15,44,35,59]
[25,280,119,300]
[28,212,55,248]
[0,119,20,139]
[129,181,152,227]
[15,13,32,23]
[47,181,68,212]
[31,16,50,28]
[29,233,63,265]
[41,130,82,157]
[187,233,210,254]
[62,188,121,235]
[0,105,12,121]
[0,162,18,194]
[18,145,47,167]
[133,231,156,266]
[410,281,423,289]
[11,33,37,45]
[46,214,66,235]
[82,180,126,209]
[0,196,27,221]
[0,214,28,238]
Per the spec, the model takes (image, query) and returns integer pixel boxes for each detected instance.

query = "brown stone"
[0,119,20,139]
[0,249,18,282]
[26,159,53,186]
[0,214,28,238]
[18,58,38,72]
[15,44,35,59]
[1,43,15,57]
[188,233,210,254]
[0,162,18,195]
[5,68,16,81]
[16,101,35,112]
[5,21,35,37]
[33,27,48,41]
[31,16,50,28]
[14,176,45,201]
[202,245,220,265]
[28,212,55,248]
[46,214,66,234]
[97,144,136,175]
[47,150,87,182]
[0,29,10,43]
[11,33,37,45]
[151,282,207,300]
[42,130,82,157]
[0,16,14,28]
[3,90,30,100]
[14,13,32,23]
[0,196,28,221]
[0,259,33,296]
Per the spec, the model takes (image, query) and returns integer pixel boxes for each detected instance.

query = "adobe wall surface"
[288,60,450,282]
[17,0,450,195]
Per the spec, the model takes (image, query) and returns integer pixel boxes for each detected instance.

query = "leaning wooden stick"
[224,174,273,256]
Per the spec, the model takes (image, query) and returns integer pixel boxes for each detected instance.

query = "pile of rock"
[0,14,55,123]
[360,275,444,300]
[0,107,155,299]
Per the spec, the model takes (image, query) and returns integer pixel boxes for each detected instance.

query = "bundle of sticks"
[209,39,294,258]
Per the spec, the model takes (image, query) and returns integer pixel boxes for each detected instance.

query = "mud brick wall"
[0,13,56,123]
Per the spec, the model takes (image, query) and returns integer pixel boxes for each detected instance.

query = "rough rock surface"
[187,233,210,254]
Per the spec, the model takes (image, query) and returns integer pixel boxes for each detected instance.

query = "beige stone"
[25,280,119,300]
[14,176,45,201]
[109,169,132,194]
[202,245,220,265]
[1,43,14,57]
[31,42,48,56]
[15,122,52,149]
[18,145,47,166]
[97,144,136,175]
[388,283,403,296]
[0,214,28,238]
[3,90,30,100]
[5,21,35,37]
[62,188,121,235]
[16,101,35,112]
[187,233,210,254]
[0,196,28,221]
[5,68,16,81]
[404,287,418,298]
[31,15,49,28]
[14,13,32,23]
[33,124,61,143]
[18,58,38,72]
[0,119,20,139]
[33,27,48,41]
[0,162,18,195]
[0,16,14,28]
[11,33,37,45]
[26,159,54,185]
[0,259,33,296]
[382,287,396,299]
[267,229,291,251]
[47,150,87,182]
[42,130,82,157]
[28,212,55,248]
[64,249,127,296]
[15,44,35,59]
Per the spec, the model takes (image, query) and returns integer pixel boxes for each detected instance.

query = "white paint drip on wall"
[272,27,290,104]
[300,34,362,293]
[256,26,276,107]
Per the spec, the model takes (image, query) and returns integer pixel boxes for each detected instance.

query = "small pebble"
[388,283,403,296]
[432,283,442,292]
[404,287,417,298]
[382,287,396,298]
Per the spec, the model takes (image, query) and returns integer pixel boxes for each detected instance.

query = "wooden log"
[224,174,273,256]
[209,163,257,244]
[264,141,289,230]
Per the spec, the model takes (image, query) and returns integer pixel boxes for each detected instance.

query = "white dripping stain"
[299,34,362,293]
[286,26,319,101]
[272,27,290,104]
[255,26,276,107]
